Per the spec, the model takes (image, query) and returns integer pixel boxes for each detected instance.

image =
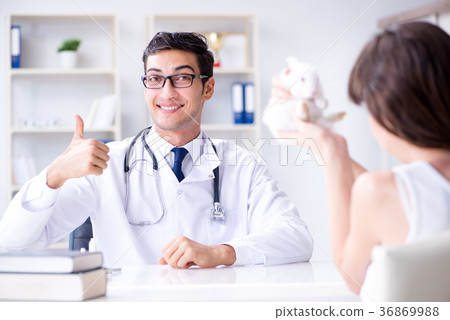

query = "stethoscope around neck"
[123,126,225,226]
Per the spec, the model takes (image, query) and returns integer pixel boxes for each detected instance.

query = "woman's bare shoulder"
[351,170,408,243]
[352,170,397,201]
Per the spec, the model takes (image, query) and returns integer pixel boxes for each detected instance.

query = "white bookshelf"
[147,14,261,143]
[5,14,121,203]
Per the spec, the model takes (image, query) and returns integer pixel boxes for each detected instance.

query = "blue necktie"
[171,147,188,182]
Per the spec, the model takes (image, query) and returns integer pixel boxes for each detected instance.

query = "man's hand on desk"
[158,235,236,269]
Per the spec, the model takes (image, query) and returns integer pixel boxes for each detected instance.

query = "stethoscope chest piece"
[210,202,225,224]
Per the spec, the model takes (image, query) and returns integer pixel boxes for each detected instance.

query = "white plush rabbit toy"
[263,56,345,137]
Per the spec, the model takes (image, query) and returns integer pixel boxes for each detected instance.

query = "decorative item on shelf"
[17,117,62,129]
[219,33,247,68]
[205,32,227,68]
[57,38,82,69]
[231,82,255,124]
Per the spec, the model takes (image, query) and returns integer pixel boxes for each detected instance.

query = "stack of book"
[0,250,106,301]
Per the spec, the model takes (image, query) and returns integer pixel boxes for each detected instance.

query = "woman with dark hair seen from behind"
[273,21,450,294]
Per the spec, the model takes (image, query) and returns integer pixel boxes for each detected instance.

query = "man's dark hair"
[349,21,450,149]
[143,32,214,85]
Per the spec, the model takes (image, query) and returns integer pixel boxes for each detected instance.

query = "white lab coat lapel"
[184,133,220,183]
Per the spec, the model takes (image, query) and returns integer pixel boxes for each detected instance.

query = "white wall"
[0,0,438,260]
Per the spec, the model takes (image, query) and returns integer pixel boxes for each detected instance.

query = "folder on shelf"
[10,25,21,68]
[231,82,255,124]
[244,82,255,124]
[231,82,245,124]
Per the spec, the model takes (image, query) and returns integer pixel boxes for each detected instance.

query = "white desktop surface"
[99,261,360,302]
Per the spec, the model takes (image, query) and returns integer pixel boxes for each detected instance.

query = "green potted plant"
[57,38,82,69]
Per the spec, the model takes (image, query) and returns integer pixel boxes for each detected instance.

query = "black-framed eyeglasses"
[141,73,209,89]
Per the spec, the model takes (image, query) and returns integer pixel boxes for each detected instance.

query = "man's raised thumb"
[72,114,85,140]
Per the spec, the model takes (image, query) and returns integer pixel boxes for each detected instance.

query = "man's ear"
[202,77,215,101]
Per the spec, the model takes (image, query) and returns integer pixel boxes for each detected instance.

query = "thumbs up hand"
[46,114,110,189]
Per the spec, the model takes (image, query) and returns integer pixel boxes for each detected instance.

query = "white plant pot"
[59,51,78,69]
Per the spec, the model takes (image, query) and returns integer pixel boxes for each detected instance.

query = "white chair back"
[361,231,450,301]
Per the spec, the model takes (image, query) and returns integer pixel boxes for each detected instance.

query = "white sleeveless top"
[361,160,450,300]
[394,160,450,242]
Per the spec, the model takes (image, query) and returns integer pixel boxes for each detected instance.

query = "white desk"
[99,261,360,302]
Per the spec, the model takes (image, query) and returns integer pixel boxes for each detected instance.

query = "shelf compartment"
[10,68,116,76]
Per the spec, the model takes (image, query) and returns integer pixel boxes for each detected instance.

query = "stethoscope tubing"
[123,127,223,225]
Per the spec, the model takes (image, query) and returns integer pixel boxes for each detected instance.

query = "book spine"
[11,25,21,68]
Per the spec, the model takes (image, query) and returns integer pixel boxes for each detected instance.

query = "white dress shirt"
[0,129,313,267]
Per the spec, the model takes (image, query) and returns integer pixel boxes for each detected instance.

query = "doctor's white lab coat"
[0,130,313,267]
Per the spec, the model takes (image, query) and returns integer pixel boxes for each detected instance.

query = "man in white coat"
[0,32,313,268]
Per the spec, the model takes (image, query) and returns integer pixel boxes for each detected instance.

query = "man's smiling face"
[144,49,214,144]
